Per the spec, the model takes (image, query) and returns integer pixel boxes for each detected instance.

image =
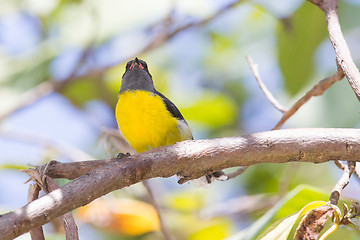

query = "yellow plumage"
[115,90,185,153]
[115,58,225,185]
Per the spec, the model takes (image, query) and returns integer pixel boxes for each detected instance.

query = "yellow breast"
[115,90,184,153]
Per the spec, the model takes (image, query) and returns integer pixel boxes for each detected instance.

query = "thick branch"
[36,158,121,180]
[1,128,360,239]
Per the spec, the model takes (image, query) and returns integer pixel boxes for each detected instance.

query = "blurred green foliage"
[0,0,360,239]
[277,2,328,96]
[181,91,237,128]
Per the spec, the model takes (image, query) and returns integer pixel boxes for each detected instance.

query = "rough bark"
[1,128,360,239]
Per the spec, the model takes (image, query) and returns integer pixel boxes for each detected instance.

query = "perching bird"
[115,57,227,185]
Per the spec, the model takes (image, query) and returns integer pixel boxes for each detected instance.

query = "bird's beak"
[130,57,144,70]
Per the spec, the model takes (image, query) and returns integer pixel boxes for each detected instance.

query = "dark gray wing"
[154,90,194,141]
[154,90,186,121]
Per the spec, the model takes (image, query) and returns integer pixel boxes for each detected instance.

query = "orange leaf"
[77,198,160,235]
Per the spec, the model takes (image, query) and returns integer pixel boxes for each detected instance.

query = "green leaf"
[161,205,233,240]
[164,189,206,213]
[0,164,28,170]
[60,78,98,106]
[323,223,359,239]
[210,32,234,53]
[60,77,116,107]
[189,219,232,240]
[242,164,286,195]
[273,185,329,220]
[225,185,329,240]
[338,1,360,31]
[1,51,54,91]
[181,91,237,128]
[258,201,326,240]
[276,2,328,95]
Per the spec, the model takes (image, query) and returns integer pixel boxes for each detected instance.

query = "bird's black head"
[119,57,155,93]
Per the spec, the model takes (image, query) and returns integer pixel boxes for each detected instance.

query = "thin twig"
[0,82,55,122]
[200,194,278,219]
[246,55,344,130]
[143,181,174,240]
[335,160,360,184]
[139,0,247,54]
[246,55,286,113]
[28,184,45,240]
[23,166,79,240]
[41,160,54,183]
[278,163,300,197]
[44,177,79,240]
[91,0,248,77]
[99,127,136,155]
[308,0,360,101]
[355,165,360,181]
[0,0,247,123]
[226,167,248,180]
[0,10,96,123]
[0,56,88,123]
[273,69,344,130]
[334,160,345,170]
[0,129,93,161]
[329,161,356,205]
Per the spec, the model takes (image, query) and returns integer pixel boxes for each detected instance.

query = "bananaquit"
[115,57,226,185]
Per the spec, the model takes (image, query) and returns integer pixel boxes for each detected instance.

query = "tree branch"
[0,0,246,123]
[273,68,344,130]
[0,82,56,122]
[23,164,79,240]
[44,177,79,240]
[334,160,346,170]
[245,55,344,130]
[308,0,360,102]
[1,128,360,239]
[329,161,356,205]
[226,167,248,180]
[246,55,287,113]
[142,181,174,240]
[28,184,45,240]
[0,129,93,161]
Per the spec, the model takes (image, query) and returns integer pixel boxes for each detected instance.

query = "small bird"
[115,57,226,185]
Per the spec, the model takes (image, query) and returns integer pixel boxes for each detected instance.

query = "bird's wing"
[154,90,186,121]
[154,90,193,140]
